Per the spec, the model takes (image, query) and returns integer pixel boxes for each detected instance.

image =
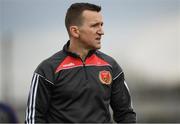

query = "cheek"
[82,31,94,39]
[80,28,96,39]
[88,30,97,37]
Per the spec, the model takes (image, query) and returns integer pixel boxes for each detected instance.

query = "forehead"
[81,10,103,23]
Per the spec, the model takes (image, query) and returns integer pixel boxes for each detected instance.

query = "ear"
[69,26,79,38]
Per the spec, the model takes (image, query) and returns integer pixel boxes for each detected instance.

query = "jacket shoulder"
[95,51,119,66]
[34,50,66,82]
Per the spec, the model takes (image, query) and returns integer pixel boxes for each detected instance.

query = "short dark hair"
[65,3,101,34]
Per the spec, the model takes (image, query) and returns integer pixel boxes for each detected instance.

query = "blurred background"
[0,0,179,122]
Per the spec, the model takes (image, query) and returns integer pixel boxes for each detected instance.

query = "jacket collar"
[63,40,96,59]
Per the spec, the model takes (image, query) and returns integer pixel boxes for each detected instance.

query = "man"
[25,2,136,123]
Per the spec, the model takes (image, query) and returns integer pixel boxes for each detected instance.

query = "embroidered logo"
[99,70,112,85]
[62,62,75,67]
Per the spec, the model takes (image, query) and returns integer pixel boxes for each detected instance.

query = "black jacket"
[25,41,136,123]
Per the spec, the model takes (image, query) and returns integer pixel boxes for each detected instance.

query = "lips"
[96,37,101,40]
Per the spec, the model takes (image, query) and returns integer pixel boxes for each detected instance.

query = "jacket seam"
[34,72,54,85]
[113,71,123,80]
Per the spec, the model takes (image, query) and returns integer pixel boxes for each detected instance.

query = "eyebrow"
[90,21,103,26]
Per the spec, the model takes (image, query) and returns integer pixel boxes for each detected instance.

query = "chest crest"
[99,70,112,85]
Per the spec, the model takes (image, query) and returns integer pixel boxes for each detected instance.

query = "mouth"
[96,37,101,41]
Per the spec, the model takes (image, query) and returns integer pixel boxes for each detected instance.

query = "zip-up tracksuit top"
[25,41,136,123]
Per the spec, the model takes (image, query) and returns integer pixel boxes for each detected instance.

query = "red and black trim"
[55,54,111,73]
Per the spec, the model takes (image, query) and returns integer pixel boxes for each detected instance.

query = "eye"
[101,23,103,26]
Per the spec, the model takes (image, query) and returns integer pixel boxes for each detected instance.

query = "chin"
[95,46,101,50]
[90,43,101,50]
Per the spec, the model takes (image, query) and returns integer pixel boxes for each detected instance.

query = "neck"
[68,39,89,61]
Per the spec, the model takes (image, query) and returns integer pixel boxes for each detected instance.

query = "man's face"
[78,10,104,50]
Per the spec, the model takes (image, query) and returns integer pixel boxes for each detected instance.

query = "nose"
[97,27,104,35]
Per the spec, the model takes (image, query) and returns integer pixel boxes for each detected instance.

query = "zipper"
[80,59,88,81]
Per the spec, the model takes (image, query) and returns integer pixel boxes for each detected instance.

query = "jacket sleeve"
[110,64,136,122]
[25,72,53,123]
